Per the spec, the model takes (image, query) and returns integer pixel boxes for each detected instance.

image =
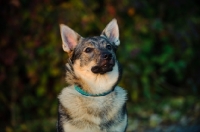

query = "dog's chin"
[91,60,115,74]
[91,65,114,74]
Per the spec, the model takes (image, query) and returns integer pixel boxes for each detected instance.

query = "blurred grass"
[0,0,200,131]
[127,96,200,131]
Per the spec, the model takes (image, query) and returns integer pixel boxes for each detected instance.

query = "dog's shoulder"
[114,86,127,103]
[58,85,80,108]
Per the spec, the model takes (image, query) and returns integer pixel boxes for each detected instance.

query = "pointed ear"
[101,19,120,46]
[60,24,82,52]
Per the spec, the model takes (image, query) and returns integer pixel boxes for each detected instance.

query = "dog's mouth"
[91,59,115,74]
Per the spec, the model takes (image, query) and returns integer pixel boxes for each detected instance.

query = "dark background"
[0,0,200,131]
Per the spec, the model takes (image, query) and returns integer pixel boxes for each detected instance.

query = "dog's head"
[60,19,121,94]
[60,19,120,75]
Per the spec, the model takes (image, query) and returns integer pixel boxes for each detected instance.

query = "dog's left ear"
[101,19,120,46]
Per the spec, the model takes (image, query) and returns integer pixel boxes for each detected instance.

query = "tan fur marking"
[73,60,119,94]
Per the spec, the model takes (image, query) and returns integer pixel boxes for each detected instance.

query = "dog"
[57,19,127,132]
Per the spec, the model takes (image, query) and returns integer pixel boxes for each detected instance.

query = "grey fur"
[57,19,127,132]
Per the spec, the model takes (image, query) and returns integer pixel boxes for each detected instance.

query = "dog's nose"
[102,52,112,60]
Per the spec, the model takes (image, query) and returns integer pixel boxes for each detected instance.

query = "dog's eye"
[85,47,93,53]
[106,45,112,50]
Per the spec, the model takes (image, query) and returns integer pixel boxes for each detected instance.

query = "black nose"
[102,52,112,60]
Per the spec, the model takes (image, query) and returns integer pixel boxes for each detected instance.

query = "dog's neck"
[74,85,114,96]
[72,60,119,95]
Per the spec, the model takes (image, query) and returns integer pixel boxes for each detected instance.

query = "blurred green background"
[0,0,200,132]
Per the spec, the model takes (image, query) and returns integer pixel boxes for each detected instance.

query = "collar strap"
[74,85,113,97]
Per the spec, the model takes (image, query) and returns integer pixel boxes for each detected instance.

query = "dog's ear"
[60,24,82,52]
[101,19,120,46]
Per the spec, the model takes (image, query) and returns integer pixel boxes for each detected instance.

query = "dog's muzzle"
[91,52,115,74]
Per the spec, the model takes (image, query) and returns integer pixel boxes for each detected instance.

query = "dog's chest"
[58,86,127,131]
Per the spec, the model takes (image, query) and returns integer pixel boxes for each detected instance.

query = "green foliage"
[0,0,200,131]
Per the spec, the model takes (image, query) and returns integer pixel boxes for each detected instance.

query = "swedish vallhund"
[57,19,127,132]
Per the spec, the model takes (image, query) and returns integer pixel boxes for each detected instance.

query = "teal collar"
[74,85,113,97]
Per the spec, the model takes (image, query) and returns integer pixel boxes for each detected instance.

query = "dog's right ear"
[60,24,81,53]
